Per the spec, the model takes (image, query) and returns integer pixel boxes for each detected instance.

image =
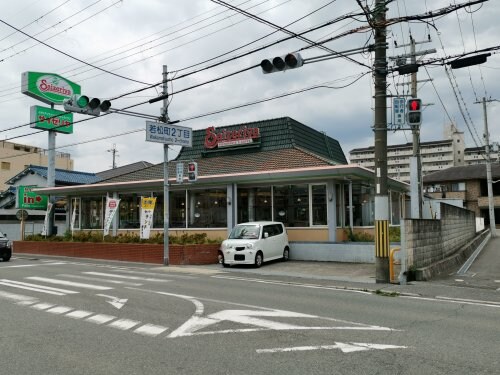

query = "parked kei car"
[0,232,12,262]
[218,221,289,268]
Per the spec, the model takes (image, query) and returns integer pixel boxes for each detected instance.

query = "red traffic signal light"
[187,161,198,182]
[407,98,422,126]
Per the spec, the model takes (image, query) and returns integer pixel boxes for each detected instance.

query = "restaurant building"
[35,117,408,242]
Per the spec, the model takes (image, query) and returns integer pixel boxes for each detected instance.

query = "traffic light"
[260,52,303,74]
[187,161,198,182]
[63,95,111,116]
[407,98,422,126]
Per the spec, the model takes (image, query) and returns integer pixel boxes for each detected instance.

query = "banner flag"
[140,197,156,239]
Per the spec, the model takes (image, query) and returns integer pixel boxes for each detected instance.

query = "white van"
[218,221,289,268]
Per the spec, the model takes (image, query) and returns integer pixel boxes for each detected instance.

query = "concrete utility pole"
[476,97,497,237]
[373,0,390,283]
[162,65,170,265]
[107,143,118,169]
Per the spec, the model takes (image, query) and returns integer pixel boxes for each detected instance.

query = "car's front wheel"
[254,252,263,268]
[218,252,229,268]
[282,247,290,261]
[1,251,11,262]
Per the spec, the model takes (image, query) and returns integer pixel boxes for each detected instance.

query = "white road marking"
[66,310,94,319]
[26,277,113,291]
[494,280,500,283]
[83,272,170,282]
[31,303,55,310]
[108,319,140,330]
[47,306,73,315]
[86,314,116,325]
[3,262,67,268]
[212,275,372,294]
[0,290,37,303]
[257,342,407,354]
[134,324,169,337]
[96,294,128,309]
[57,274,143,286]
[0,279,78,295]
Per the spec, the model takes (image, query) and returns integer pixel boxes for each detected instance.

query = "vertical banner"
[103,197,120,236]
[70,205,77,234]
[140,197,157,239]
[41,202,53,236]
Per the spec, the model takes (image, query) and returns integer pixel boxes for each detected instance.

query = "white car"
[219,222,290,268]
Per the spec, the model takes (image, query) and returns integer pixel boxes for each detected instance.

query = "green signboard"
[17,185,48,210]
[30,105,73,134]
[21,71,81,105]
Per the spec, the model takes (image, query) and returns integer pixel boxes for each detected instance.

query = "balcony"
[477,196,500,209]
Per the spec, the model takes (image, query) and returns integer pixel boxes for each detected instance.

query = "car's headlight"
[221,242,232,250]
[246,243,254,249]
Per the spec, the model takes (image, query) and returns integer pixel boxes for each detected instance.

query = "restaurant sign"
[204,126,260,149]
[21,71,81,105]
[17,185,48,210]
[30,106,73,134]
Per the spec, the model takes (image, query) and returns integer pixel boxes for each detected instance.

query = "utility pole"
[393,36,435,219]
[373,0,390,283]
[162,65,170,265]
[107,143,118,169]
[475,97,497,237]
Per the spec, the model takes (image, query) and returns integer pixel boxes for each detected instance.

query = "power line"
[0,15,151,86]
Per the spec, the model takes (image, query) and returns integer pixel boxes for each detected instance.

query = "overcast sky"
[1,0,499,173]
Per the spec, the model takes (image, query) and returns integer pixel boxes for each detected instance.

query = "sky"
[0,0,499,173]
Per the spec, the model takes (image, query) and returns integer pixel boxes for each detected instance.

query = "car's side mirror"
[263,232,269,238]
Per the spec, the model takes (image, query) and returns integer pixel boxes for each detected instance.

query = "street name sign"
[146,121,192,147]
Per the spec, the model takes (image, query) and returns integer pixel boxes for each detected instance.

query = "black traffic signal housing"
[407,98,422,126]
[187,161,198,182]
[63,94,111,116]
[260,52,303,74]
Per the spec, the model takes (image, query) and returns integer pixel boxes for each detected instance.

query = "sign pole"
[47,127,56,236]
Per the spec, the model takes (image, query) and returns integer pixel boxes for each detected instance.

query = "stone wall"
[403,203,476,274]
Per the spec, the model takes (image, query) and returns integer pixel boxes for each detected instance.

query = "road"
[1,255,499,375]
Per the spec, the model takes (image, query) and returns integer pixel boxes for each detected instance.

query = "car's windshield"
[229,225,260,239]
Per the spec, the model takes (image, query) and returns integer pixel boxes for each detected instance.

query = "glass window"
[311,184,327,225]
[237,187,272,223]
[170,191,186,228]
[352,183,374,226]
[119,194,141,229]
[188,189,227,228]
[273,185,309,227]
[390,190,401,225]
[81,197,104,229]
[337,184,344,227]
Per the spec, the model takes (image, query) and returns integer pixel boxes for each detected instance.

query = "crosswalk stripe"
[83,272,169,282]
[108,319,141,331]
[26,277,114,291]
[47,306,73,315]
[86,314,116,325]
[66,310,94,319]
[134,324,169,337]
[31,303,55,310]
[0,279,77,295]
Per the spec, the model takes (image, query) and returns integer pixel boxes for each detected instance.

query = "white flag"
[103,197,120,236]
[140,197,156,239]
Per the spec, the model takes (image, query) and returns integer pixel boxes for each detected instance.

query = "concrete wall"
[290,242,381,263]
[403,203,476,270]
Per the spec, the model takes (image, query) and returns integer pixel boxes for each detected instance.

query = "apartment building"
[0,141,73,190]
[464,146,499,165]
[349,124,466,183]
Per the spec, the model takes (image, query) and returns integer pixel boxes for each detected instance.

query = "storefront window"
[237,187,272,223]
[153,194,164,228]
[273,185,309,227]
[170,191,186,228]
[188,189,227,228]
[390,190,401,225]
[352,183,374,226]
[119,194,141,229]
[81,196,104,229]
[311,184,327,225]
[337,184,344,227]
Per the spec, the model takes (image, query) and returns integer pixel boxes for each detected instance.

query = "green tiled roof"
[175,117,347,164]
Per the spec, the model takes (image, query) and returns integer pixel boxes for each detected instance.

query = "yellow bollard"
[389,247,401,284]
